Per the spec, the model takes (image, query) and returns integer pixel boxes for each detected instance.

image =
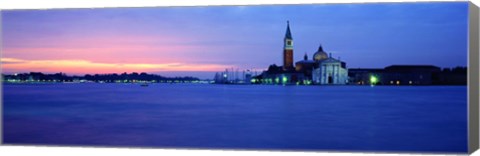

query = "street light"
[370,75,378,85]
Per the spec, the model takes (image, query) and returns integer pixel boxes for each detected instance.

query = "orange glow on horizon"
[1,58,231,75]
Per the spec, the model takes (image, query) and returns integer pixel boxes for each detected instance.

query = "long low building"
[349,65,467,85]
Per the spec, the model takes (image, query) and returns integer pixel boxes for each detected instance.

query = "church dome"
[313,45,328,61]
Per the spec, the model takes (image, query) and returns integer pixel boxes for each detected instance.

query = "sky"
[1,2,469,79]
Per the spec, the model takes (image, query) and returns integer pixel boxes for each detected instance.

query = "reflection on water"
[3,83,467,153]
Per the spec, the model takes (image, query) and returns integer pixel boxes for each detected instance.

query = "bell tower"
[283,21,294,71]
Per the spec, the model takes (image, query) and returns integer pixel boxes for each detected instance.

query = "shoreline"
[0,81,468,86]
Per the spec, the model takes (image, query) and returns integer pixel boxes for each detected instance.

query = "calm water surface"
[3,83,467,153]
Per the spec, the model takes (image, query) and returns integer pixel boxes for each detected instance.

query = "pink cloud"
[3,34,222,64]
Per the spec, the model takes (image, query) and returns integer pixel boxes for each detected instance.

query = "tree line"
[2,72,200,82]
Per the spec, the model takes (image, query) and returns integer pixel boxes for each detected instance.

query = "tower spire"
[285,20,292,40]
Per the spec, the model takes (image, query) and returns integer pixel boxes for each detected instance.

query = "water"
[2,83,467,153]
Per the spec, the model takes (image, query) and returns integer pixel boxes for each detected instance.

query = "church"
[255,21,349,85]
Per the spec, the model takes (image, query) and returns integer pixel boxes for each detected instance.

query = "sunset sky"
[1,2,468,79]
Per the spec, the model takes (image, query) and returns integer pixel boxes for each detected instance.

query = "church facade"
[312,57,349,84]
[255,21,348,85]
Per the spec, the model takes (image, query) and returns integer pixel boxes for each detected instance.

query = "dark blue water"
[3,83,467,153]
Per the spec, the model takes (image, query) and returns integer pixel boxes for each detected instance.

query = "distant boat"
[140,83,149,87]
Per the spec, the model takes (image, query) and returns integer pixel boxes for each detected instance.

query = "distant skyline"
[1,2,468,79]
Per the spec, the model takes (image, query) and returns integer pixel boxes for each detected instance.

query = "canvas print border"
[468,1,480,154]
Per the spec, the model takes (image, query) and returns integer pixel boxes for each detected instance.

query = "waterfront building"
[312,54,349,84]
[295,53,316,80]
[348,68,384,85]
[349,65,441,85]
[348,65,466,85]
[382,65,441,85]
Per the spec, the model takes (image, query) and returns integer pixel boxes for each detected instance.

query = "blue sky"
[2,2,469,78]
